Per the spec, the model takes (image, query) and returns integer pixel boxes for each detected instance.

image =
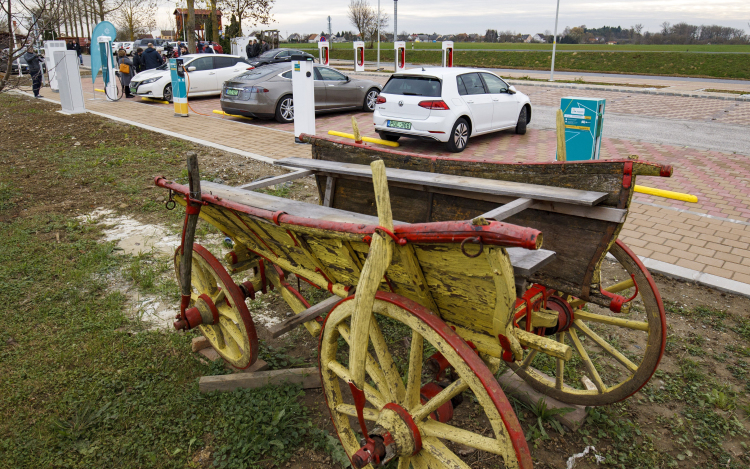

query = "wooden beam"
[323,176,336,207]
[506,248,557,278]
[474,198,534,223]
[268,295,344,338]
[236,170,314,190]
[198,367,321,393]
[275,158,608,206]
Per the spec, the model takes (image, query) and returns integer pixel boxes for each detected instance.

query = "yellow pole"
[328,130,399,147]
[351,116,363,143]
[556,109,566,162]
[634,185,698,203]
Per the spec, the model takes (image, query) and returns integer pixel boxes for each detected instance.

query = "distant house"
[522,34,534,43]
[532,34,546,43]
[307,34,321,43]
[286,33,301,43]
[606,41,618,45]
[332,36,347,43]
[160,30,175,40]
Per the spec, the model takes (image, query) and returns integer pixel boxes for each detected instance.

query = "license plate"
[129,85,136,93]
[226,88,239,96]
[387,120,411,130]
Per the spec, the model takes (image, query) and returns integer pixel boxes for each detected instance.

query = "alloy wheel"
[454,122,468,149]
[366,90,379,110]
[280,98,294,121]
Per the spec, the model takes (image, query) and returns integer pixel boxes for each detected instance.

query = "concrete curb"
[12,90,277,165]
[639,256,750,299]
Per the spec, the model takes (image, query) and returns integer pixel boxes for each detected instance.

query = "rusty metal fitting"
[173,306,203,330]
[460,236,484,258]
[419,382,455,423]
[352,435,385,468]
[239,281,256,300]
[425,352,451,380]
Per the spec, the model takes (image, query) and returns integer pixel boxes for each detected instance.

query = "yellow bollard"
[556,109,566,162]
[213,110,253,120]
[328,130,400,147]
[634,185,698,203]
[94,88,105,93]
[140,97,170,104]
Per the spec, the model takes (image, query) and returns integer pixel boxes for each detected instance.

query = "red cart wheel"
[174,244,259,369]
[320,292,533,469]
[510,240,667,406]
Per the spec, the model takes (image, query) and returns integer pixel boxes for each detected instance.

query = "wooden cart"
[156,138,672,468]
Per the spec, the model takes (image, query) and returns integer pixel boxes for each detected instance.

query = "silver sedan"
[220,63,382,123]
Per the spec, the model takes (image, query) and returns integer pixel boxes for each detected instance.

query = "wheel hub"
[173,293,219,330]
[543,294,574,335]
[352,403,422,467]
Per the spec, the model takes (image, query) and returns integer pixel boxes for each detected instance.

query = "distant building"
[307,34,321,43]
[160,30,175,40]
[532,34,547,43]
[173,9,223,40]
[607,41,618,45]
[286,33,301,42]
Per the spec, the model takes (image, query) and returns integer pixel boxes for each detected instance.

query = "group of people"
[66,40,83,65]
[116,42,164,98]
[245,39,270,59]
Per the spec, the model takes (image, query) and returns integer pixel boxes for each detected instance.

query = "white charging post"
[44,40,67,92]
[442,41,454,67]
[318,41,330,66]
[394,41,406,72]
[54,50,86,114]
[353,41,365,72]
[97,36,118,101]
[291,54,315,143]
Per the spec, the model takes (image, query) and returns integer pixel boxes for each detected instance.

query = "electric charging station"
[394,41,406,72]
[291,54,315,143]
[558,97,606,161]
[442,41,454,67]
[170,58,188,117]
[97,36,118,101]
[353,41,365,72]
[54,50,86,114]
[318,41,329,66]
[44,40,67,92]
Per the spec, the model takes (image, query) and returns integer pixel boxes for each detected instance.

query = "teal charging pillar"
[169,58,188,117]
[558,97,606,161]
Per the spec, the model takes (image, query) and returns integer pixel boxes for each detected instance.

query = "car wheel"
[363,88,379,112]
[515,106,528,135]
[275,95,294,123]
[446,118,470,153]
[377,132,400,142]
[163,84,173,103]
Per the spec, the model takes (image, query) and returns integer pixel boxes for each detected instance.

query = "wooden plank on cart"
[507,248,557,278]
[268,295,343,338]
[474,198,535,223]
[198,367,322,393]
[236,170,314,190]
[275,158,609,206]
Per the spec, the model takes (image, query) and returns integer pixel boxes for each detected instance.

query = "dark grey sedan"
[220,63,382,123]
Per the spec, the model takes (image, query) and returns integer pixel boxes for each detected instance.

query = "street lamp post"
[377,0,380,69]
[549,0,560,81]
[394,0,398,47]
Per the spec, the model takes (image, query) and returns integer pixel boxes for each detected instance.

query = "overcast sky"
[159,0,750,37]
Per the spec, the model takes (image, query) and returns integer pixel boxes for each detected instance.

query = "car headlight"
[140,77,162,84]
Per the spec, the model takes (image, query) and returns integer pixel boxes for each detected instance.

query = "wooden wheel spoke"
[574,310,649,332]
[396,457,411,469]
[567,329,606,393]
[520,349,537,370]
[412,379,468,422]
[555,333,564,390]
[338,323,394,402]
[211,288,227,306]
[409,453,429,469]
[334,404,379,421]
[604,277,635,294]
[421,436,472,469]
[217,303,240,323]
[574,319,639,373]
[369,317,407,403]
[420,419,507,456]
[327,360,386,409]
[218,317,245,352]
[404,331,424,410]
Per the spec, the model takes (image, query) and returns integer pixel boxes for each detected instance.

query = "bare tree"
[348,0,373,44]
[219,0,273,37]
[366,9,387,47]
[115,0,156,41]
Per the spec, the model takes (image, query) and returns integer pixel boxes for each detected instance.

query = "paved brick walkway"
[32,77,750,286]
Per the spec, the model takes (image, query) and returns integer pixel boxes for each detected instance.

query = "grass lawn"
[284,42,750,53]
[1,93,749,469]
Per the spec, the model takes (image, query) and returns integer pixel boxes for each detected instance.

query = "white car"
[373,67,531,152]
[130,54,251,102]
[112,42,133,55]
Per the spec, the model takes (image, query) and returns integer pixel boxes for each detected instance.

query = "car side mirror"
[187,66,196,72]
[508,85,517,94]
[345,76,351,82]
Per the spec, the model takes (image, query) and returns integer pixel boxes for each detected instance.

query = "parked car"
[129,54,251,102]
[373,67,532,152]
[220,62,382,123]
[0,50,47,74]
[133,38,167,53]
[246,48,315,68]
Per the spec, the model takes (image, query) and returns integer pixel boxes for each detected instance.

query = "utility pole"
[394,0,398,45]
[550,0,561,81]
[328,16,332,37]
[377,0,380,69]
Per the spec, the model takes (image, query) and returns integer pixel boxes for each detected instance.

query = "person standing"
[203,43,214,53]
[261,40,270,53]
[253,39,262,57]
[132,48,144,73]
[117,49,135,98]
[245,39,254,59]
[141,43,164,70]
[74,40,83,65]
[196,41,203,53]
[23,46,44,98]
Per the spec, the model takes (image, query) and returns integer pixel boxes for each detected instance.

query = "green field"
[283,41,750,53]
[314,48,750,79]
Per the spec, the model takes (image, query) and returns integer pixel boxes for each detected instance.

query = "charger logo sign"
[294,63,300,72]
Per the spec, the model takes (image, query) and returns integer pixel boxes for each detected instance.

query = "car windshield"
[382,76,441,97]
[257,49,278,58]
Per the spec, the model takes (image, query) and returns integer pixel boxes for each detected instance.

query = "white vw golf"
[373,67,531,152]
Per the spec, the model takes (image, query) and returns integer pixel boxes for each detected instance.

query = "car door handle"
[466,100,474,104]
[209,72,215,75]
[492,98,500,101]
[327,84,336,87]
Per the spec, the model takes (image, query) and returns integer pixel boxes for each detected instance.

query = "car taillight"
[418,100,450,110]
[246,66,255,70]
[243,86,269,93]
[376,96,386,104]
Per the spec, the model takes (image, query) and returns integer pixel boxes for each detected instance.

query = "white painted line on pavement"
[639,256,750,299]
[633,200,750,227]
